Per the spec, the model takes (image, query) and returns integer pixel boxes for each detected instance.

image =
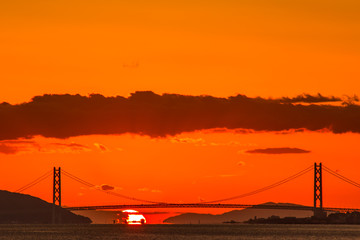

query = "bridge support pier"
[313,163,326,219]
[52,167,62,224]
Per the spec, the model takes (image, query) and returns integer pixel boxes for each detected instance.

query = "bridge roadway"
[66,203,360,213]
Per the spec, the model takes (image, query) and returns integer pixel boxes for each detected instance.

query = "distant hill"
[164,202,313,224]
[0,190,91,224]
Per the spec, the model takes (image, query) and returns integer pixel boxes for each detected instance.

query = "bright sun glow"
[120,209,146,225]
[122,210,139,213]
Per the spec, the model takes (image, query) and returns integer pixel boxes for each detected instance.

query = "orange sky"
[1,0,360,223]
[2,131,360,223]
[1,0,360,103]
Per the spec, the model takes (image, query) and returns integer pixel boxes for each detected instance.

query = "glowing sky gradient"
[1,0,360,103]
[1,0,360,223]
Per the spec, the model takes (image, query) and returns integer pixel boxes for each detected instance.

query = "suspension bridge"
[14,163,360,223]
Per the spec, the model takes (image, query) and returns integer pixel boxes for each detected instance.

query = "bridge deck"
[66,203,360,213]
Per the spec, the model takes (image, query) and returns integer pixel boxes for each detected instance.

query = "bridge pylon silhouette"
[52,167,61,224]
[313,162,326,218]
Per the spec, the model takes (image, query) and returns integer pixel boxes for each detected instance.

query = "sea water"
[0,224,360,240]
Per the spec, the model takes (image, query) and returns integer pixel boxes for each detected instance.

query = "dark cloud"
[100,184,115,191]
[246,147,311,154]
[278,93,342,103]
[0,92,359,140]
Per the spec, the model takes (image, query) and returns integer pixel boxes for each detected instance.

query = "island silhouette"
[0,190,91,224]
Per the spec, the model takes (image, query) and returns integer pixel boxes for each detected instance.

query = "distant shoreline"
[244,212,360,225]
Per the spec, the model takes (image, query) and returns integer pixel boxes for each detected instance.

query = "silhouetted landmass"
[0,190,91,224]
[0,92,359,141]
[246,212,360,224]
[164,202,313,224]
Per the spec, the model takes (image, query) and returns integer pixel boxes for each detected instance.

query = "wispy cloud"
[51,142,90,151]
[0,143,20,154]
[219,174,237,178]
[0,140,39,154]
[237,161,246,166]
[94,143,108,151]
[170,137,205,145]
[138,187,162,193]
[0,139,91,155]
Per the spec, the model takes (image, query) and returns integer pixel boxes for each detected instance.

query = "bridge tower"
[52,167,61,224]
[313,163,326,218]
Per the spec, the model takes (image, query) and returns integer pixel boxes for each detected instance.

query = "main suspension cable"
[15,170,52,193]
[323,166,360,189]
[62,169,162,204]
[201,165,314,204]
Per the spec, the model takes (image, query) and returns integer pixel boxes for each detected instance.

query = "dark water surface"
[0,224,360,240]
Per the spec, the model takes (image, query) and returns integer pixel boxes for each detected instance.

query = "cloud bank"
[246,147,310,154]
[0,92,359,140]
